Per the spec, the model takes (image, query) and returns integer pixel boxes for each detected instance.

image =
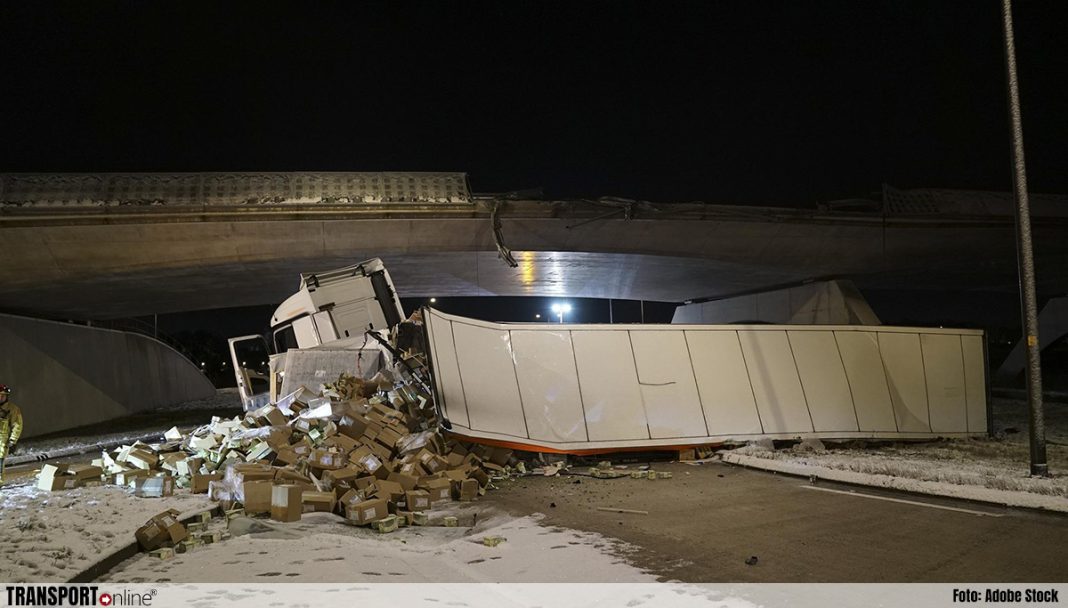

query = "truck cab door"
[228,334,272,411]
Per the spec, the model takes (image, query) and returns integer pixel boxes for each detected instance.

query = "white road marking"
[800,484,1005,517]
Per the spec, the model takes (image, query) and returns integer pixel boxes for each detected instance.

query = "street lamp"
[550,303,572,324]
[535,313,541,320]
[429,297,437,304]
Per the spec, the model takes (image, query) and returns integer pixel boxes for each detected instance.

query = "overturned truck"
[230,258,990,455]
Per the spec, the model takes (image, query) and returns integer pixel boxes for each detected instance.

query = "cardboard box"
[322,465,364,489]
[136,511,187,550]
[38,474,78,491]
[273,447,300,466]
[338,489,364,513]
[375,426,404,450]
[226,463,275,485]
[349,448,383,476]
[344,497,388,525]
[67,464,104,481]
[421,478,452,503]
[135,519,169,551]
[176,457,203,478]
[270,484,303,522]
[125,448,160,470]
[443,468,469,483]
[354,475,377,491]
[37,464,78,491]
[252,405,288,427]
[302,491,336,513]
[310,448,346,470]
[293,419,316,434]
[242,480,274,514]
[397,461,428,478]
[188,434,218,451]
[264,429,294,450]
[133,475,175,498]
[405,489,431,511]
[324,434,359,452]
[338,415,369,440]
[160,452,187,472]
[417,449,448,473]
[468,467,490,487]
[388,470,419,491]
[158,512,187,544]
[191,472,222,494]
[366,438,392,459]
[274,468,313,486]
[372,479,405,503]
[454,478,478,501]
[244,441,275,462]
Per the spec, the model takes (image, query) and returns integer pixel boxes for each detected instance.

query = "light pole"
[551,303,572,324]
[1001,0,1047,476]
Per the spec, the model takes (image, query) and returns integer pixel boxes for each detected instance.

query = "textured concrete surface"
[2,210,1067,320]
[0,313,216,437]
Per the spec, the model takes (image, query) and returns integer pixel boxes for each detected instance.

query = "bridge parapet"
[0,171,471,207]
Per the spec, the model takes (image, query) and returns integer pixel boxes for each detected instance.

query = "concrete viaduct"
[3,172,1068,437]
[3,172,1068,320]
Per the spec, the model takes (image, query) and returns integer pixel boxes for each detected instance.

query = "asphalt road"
[5,448,1066,583]
[488,461,1068,582]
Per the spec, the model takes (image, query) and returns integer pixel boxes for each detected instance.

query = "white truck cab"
[228,258,405,409]
[269,258,404,352]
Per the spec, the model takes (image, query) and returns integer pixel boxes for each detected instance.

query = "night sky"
[2,1,1065,204]
[4,1,1067,374]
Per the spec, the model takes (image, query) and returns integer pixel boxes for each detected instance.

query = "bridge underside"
[3,212,1068,320]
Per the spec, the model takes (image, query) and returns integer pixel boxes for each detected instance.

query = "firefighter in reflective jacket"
[0,384,23,486]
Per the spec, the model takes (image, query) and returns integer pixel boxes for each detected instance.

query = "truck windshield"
[273,324,298,353]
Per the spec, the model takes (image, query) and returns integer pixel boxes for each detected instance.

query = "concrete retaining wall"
[0,312,216,438]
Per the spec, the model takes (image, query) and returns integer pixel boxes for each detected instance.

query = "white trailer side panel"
[423,308,988,452]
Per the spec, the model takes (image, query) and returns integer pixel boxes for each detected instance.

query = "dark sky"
[2,1,1065,204]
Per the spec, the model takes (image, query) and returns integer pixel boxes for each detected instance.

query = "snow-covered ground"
[723,397,1068,509]
[0,484,216,583]
[101,504,654,583]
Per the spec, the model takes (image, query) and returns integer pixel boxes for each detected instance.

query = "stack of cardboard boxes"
[195,384,507,526]
[35,339,511,538]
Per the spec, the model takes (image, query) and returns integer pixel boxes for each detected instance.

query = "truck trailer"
[230,258,990,453]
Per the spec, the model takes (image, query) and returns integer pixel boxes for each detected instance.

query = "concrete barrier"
[0,312,216,438]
